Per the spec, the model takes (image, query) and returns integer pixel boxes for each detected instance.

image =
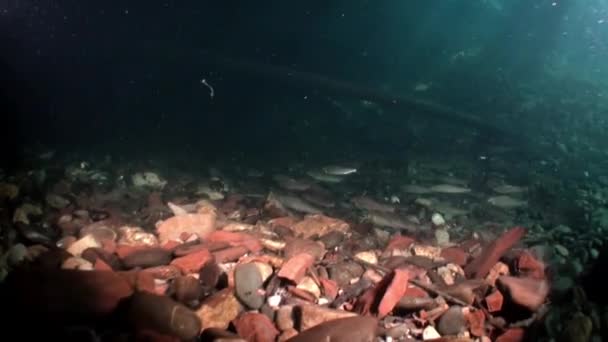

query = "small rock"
[437,265,456,285]
[45,193,70,209]
[131,172,167,190]
[422,326,441,340]
[284,238,325,260]
[13,203,42,225]
[278,253,315,284]
[437,305,465,336]
[56,236,77,249]
[290,214,350,239]
[286,316,377,342]
[297,276,321,299]
[431,213,446,226]
[555,244,569,257]
[276,305,295,331]
[62,256,94,270]
[377,268,410,318]
[485,290,504,312]
[297,304,358,331]
[412,244,442,259]
[0,182,19,200]
[7,243,27,266]
[354,250,378,265]
[122,248,172,269]
[234,262,265,310]
[195,288,243,331]
[234,312,280,342]
[329,262,365,288]
[173,275,203,304]
[143,265,182,280]
[118,226,159,246]
[319,231,346,249]
[79,224,117,243]
[486,261,510,287]
[156,212,217,244]
[170,248,213,274]
[435,229,450,246]
[67,234,102,257]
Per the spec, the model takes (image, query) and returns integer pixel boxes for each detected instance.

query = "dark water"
[2,0,605,170]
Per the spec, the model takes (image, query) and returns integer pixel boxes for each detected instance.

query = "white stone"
[67,234,101,257]
[423,326,441,340]
[431,213,446,226]
[435,229,450,246]
[267,294,282,307]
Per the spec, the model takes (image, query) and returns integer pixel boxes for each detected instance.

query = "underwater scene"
[1,1,608,341]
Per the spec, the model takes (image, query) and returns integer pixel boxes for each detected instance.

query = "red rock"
[385,235,415,252]
[440,247,468,266]
[143,265,182,280]
[485,290,504,312]
[497,276,549,312]
[517,250,545,279]
[173,276,203,304]
[495,328,525,342]
[213,246,249,263]
[233,312,279,342]
[95,258,114,271]
[102,239,116,254]
[286,316,378,342]
[319,277,339,300]
[290,215,350,239]
[464,226,526,279]
[4,269,134,322]
[206,231,262,253]
[156,212,216,244]
[278,253,315,284]
[161,240,182,251]
[170,248,213,274]
[377,268,410,318]
[465,308,486,337]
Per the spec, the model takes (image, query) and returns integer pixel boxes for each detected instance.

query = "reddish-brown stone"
[206,231,262,253]
[233,312,279,342]
[517,250,545,279]
[404,286,429,298]
[95,258,114,271]
[440,247,468,266]
[115,244,148,259]
[119,270,156,293]
[465,308,486,337]
[213,246,249,263]
[485,290,504,312]
[319,277,339,300]
[278,253,315,284]
[464,226,526,279]
[170,248,213,274]
[377,268,410,318]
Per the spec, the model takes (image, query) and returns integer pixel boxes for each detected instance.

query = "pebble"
[7,243,27,266]
[234,262,265,309]
[435,229,450,246]
[67,235,102,257]
[437,305,465,335]
[422,326,441,340]
[431,213,446,226]
[122,248,172,269]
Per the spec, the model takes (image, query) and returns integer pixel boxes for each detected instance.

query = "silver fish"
[322,166,357,175]
[269,192,323,214]
[487,195,527,209]
[352,196,395,213]
[492,184,527,194]
[307,171,343,183]
[365,211,417,231]
[429,184,472,194]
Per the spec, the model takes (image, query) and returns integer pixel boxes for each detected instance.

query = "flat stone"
[195,288,243,332]
[122,248,172,269]
[234,262,265,309]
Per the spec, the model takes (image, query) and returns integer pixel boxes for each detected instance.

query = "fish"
[322,166,357,175]
[401,184,432,194]
[487,195,527,209]
[429,184,472,194]
[364,211,418,231]
[269,192,323,214]
[307,171,343,183]
[492,184,527,194]
[351,196,395,213]
[273,174,312,191]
